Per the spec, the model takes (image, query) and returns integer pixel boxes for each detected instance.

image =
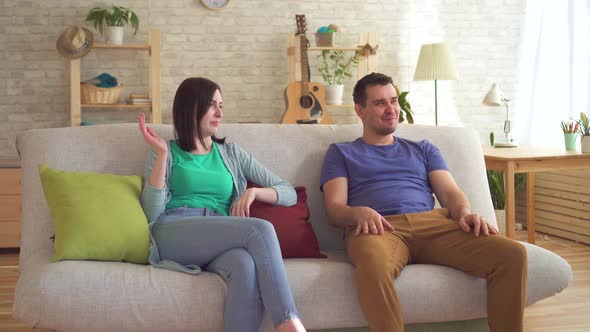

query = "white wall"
[0,0,525,159]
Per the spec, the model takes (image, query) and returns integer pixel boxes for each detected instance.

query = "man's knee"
[495,239,527,268]
[508,241,527,266]
[353,249,404,280]
[348,236,407,279]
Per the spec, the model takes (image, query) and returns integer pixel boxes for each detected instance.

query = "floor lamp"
[414,43,458,126]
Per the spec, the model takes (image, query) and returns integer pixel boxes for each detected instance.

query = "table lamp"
[414,42,458,126]
[482,83,518,148]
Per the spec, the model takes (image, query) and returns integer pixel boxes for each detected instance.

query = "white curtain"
[513,0,590,146]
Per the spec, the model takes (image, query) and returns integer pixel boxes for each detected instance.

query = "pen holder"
[564,133,578,150]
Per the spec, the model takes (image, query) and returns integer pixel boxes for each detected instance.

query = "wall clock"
[200,0,230,10]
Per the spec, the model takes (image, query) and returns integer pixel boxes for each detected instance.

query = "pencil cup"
[564,133,577,150]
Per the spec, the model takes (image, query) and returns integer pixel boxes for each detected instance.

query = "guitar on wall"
[281,15,332,124]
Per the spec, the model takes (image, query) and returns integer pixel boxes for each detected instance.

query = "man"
[320,73,527,332]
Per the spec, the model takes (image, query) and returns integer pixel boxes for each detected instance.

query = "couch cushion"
[38,164,150,264]
[14,244,571,332]
[248,184,325,258]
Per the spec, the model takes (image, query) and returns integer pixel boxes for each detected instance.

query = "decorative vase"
[582,136,590,153]
[564,133,578,150]
[494,209,506,234]
[325,84,344,105]
[104,26,124,45]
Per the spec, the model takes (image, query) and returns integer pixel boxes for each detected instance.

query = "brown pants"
[345,208,527,332]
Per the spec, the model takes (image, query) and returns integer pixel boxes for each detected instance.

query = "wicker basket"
[315,32,340,47]
[80,83,123,104]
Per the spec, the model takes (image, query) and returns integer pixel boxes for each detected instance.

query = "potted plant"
[85,5,139,45]
[487,170,527,234]
[577,112,590,153]
[317,50,359,105]
[393,85,414,124]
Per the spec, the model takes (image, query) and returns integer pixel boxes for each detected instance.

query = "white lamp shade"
[483,83,503,106]
[413,43,458,81]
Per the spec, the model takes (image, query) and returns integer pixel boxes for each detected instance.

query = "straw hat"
[56,26,94,59]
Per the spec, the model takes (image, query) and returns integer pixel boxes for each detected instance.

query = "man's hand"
[351,207,395,236]
[457,213,499,236]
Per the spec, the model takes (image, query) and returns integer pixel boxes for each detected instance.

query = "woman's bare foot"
[275,317,306,332]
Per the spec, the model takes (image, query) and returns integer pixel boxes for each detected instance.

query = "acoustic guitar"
[281,15,332,124]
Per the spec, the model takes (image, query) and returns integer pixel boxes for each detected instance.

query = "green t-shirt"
[166,141,234,215]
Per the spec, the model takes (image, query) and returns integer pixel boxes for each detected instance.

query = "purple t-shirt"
[320,136,449,216]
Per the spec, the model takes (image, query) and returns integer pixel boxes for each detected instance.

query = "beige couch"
[14,123,571,332]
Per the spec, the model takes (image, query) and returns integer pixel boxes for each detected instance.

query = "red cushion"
[248,183,325,258]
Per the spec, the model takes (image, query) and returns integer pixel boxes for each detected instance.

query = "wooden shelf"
[81,103,151,109]
[69,29,161,126]
[93,43,151,50]
[287,32,377,85]
[286,32,376,125]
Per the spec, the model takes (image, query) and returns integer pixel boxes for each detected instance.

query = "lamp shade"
[413,43,458,81]
[482,83,503,106]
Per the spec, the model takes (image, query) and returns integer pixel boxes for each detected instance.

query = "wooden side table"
[0,160,21,248]
[483,145,590,243]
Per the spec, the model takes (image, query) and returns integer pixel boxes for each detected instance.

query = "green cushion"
[39,164,150,264]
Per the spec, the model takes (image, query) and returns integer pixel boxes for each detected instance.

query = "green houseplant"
[85,5,139,45]
[487,169,526,234]
[317,50,359,105]
[486,170,526,210]
[318,50,359,85]
[393,85,414,124]
[577,112,590,153]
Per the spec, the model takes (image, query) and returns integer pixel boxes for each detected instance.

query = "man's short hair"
[353,72,394,106]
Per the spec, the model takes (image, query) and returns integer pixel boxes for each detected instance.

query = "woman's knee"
[208,248,256,282]
[246,217,278,239]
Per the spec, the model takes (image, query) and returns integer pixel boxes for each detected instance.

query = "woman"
[139,77,306,332]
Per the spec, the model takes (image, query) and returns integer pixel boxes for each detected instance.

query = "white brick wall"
[0,0,525,159]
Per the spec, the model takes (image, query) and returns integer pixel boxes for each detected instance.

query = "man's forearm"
[326,204,360,229]
[445,191,472,220]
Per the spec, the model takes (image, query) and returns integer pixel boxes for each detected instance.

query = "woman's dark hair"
[353,72,395,106]
[173,77,225,151]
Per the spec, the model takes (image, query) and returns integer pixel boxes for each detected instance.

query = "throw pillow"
[39,164,150,264]
[248,183,325,258]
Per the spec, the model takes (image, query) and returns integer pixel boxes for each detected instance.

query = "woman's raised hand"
[138,113,168,157]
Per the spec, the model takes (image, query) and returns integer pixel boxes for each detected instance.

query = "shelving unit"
[69,29,161,126]
[287,32,378,110]
[0,160,20,248]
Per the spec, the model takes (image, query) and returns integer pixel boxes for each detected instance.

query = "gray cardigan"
[140,140,297,273]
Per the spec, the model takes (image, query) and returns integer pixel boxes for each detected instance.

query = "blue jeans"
[152,207,299,332]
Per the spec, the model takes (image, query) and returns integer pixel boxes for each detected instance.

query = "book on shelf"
[129,93,149,99]
[127,93,151,104]
[127,99,152,104]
